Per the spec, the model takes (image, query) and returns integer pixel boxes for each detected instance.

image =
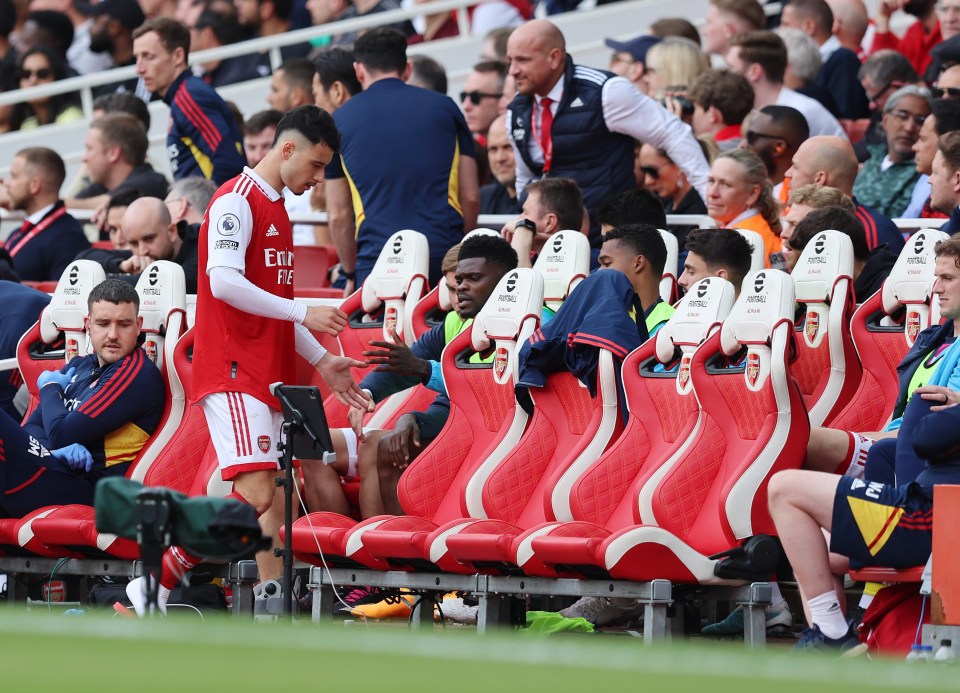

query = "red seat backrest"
[293,244,337,291]
[649,270,808,555]
[791,231,862,426]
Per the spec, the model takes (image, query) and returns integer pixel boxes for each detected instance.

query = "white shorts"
[201,392,282,482]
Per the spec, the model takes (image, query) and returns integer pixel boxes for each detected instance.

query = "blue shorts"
[830,476,933,569]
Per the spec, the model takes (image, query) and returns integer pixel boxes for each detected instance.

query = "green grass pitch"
[1,610,957,692]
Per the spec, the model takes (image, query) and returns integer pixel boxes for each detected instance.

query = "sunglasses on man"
[460,90,502,105]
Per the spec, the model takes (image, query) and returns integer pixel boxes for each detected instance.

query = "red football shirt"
[193,168,296,407]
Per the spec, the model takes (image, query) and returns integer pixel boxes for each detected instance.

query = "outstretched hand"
[303,305,348,337]
[363,328,430,379]
[317,352,370,410]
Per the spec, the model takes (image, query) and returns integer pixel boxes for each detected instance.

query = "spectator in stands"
[235,0,311,59]
[140,0,177,19]
[650,17,702,45]
[702,0,764,58]
[0,148,90,282]
[327,28,478,289]
[312,48,361,113]
[0,253,50,421]
[779,0,869,120]
[9,46,83,131]
[688,69,755,152]
[482,26,512,61]
[505,19,709,245]
[934,64,960,103]
[790,205,896,301]
[604,34,660,94]
[100,189,139,249]
[164,176,218,227]
[328,0,413,48]
[825,0,868,57]
[113,197,200,292]
[727,30,846,138]
[777,27,834,114]
[598,223,674,335]
[856,50,921,162]
[870,0,944,77]
[639,143,705,248]
[0,279,165,518]
[929,130,960,233]
[705,148,782,268]
[190,8,268,87]
[904,98,960,219]
[407,54,448,94]
[30,0,114,75]
[243,109,283,167]
[267,57,315,112]
[853,85,932,219]
[88,0,146,96]
[18,10,75,65]
[72,113,170,206]
[133,17,246,184]
[644,37,708,103]
[779,183,856,271]
[768,241,960,649]
[503,177,583,268]
[479,113,519,215]
[461,60,507,146]
[596,189,667,235]
[786,135,907,252]
[677,226,754,296]
[741,104,809,204]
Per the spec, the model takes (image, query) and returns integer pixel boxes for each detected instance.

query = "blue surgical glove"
[51,443,94,473]
[38,367,76,391]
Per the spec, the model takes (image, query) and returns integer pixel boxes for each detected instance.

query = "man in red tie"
[1,147,90,282]
[504,19,710,248]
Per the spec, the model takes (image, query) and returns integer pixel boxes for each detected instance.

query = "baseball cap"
[604,35,662,64]
[90,0,146,31]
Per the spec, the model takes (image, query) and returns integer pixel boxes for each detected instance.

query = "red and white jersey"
[193,167,295,407]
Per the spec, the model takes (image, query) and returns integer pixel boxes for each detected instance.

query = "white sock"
[126,576,170,617]
[843,433,875,478]
[808,591,848,639]
[768,583,786,610]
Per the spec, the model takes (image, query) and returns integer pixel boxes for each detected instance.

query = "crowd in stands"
[4,0,960,653]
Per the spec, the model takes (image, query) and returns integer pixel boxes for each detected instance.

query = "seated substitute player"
[305,235,520,519]
[124,106,370,616]
[769,390,960,650]
[597,223,675,336]
[0,279,165,517]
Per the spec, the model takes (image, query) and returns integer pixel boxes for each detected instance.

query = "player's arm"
[326,176,357,294]
[453,107,479,232]
[601,77,710,202]
[506,107,533,199]
[179,84,245,183]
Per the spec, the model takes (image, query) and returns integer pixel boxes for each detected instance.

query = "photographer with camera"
[501,178,585,268]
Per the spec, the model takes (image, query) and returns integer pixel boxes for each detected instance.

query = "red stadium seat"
[293,244,337,291]
[829,229,947,433]
[284,268,545,571]
[532,230,589,313]
[520,277,737,577]
[791,231,862,427]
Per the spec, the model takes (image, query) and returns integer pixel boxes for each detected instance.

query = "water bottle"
[906,644,933,661]
[934,639,956,662]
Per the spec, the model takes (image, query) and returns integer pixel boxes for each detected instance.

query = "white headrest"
[436,228,501,312]
[39,260,106,361]
[532,230,589,310]
[360,229,430,340]
[881,229,948,346]
[135,261,187,368]
[719,270,795,392]
[658,229,679,302]
[471,268,544,385]
[720,268,795,365]
[656,276,736,395]
[735,228,765,275]
[793,230,855,303]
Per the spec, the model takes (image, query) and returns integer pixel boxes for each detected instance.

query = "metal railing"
[0,0,478,117]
